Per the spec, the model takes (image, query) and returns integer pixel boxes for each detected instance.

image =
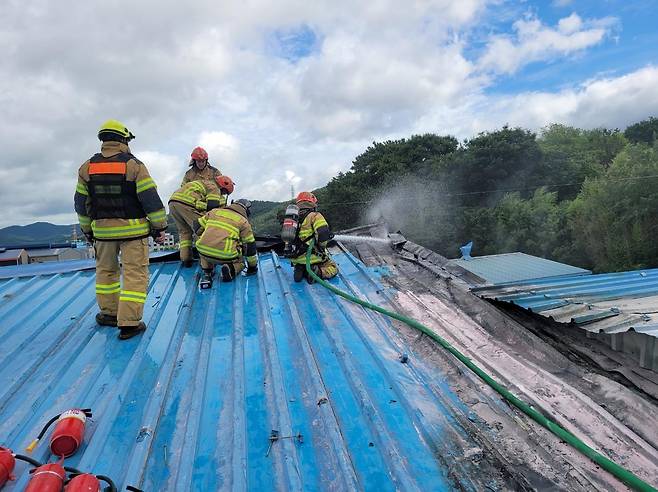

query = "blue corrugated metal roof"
[474,268,658,322]
[447,252,591,285]
[0,251,490,490]
[0,251,175,279]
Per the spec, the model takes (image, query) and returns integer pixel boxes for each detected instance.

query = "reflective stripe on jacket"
[196,204,257,267]
[169,180,223,211]
[291,211,332,265]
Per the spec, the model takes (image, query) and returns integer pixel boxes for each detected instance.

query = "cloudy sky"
[1,0,657,228]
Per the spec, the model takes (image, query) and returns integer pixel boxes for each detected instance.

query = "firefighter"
[168,175,234,267]
[193,199,258,284]
[74,119,167,340]
[181,146,222,191]
[290,192,338,283]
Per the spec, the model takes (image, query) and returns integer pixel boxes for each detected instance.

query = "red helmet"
[296,191,317,205]
[215,175,234,194]
[191,146,208,161]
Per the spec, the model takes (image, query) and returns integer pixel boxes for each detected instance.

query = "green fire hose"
[305,240,656,492]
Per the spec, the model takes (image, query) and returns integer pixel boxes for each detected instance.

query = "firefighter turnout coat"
[194,204,258,269]
[74,141,167,240]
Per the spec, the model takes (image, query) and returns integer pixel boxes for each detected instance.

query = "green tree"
[569,144,658,271]
[493,189,568,258]
[625,116,658,145]
[450,127,542,206]
[538,124,626,200]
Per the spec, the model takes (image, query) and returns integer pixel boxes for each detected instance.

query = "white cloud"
[483,65,658,131]
[478,13,615,74]
[198,131,241,170]
[137,151,182,209]
[0,0,652,230]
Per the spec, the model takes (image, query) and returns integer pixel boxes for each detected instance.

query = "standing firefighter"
[74,120,167,340]
[290,192,338,283]
[168,176,234,267]
[181,146,222,190]
[194,199,258,286]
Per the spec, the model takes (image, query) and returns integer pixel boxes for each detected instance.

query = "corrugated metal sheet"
[474,268,658,370]
[0,251,486,491]
[447,252,590,285]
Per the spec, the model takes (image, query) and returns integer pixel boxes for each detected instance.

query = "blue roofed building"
[0,233,657,491]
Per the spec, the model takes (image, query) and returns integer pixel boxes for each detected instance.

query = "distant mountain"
[0,222,81,247]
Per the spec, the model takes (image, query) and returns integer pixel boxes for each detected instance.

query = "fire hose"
[305,240,656,492]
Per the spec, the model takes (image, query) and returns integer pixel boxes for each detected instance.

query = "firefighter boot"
[200,269,214,289]
[118,322,146,340]
[96,312,118,327]
[182,259,194,268]
[293,264,305,283]
[221,264,236,282]
[306,265,320,284]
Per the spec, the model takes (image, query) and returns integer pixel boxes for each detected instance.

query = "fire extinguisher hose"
[25,408,92,453]
[304,240,656,492]
[14,454,43,468]
[97,474,118,492]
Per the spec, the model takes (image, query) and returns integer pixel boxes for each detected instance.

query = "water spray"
[332,234,392,245]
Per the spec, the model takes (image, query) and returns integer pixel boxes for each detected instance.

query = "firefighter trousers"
[95,238,149,327]
[168,201,211,268]
[291,251,339,280]
[199,255,245,280]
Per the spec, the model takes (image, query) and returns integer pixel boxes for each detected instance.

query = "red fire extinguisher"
[0,447,15,487]
[65,473,101,492]
[65,472,117,492]
[24,461,66,492]
[26,408,92,457]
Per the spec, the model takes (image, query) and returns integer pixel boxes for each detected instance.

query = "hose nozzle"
[25,439,39,453]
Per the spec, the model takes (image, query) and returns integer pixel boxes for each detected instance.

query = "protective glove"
[245,265,258,276]
[153,230,166,244]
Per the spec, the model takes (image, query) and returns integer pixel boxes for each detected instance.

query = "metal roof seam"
[76,263,187,475]
[123,265,204,489]
[303,282,418,487]
[322,267,476,488]
[269,258,360,489]
[254,268,304,491]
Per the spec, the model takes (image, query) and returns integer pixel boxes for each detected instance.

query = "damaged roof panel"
[474,268,658,371]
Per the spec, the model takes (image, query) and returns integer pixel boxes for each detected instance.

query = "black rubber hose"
[13,454,42,468]
[97,474,118,492]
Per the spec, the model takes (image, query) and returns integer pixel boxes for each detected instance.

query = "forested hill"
[262,116,658,273]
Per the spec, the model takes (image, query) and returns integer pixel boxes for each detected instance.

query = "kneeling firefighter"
[288,192,338,282]
[168,175,234,267]
[74,119,167,340]
[193,198,258,286]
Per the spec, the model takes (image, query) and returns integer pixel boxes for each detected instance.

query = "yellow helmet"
[98,119,135,141]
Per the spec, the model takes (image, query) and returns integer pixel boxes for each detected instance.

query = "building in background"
[27,245,93,264]
[0,248,28,267]
[148,232,177,252]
